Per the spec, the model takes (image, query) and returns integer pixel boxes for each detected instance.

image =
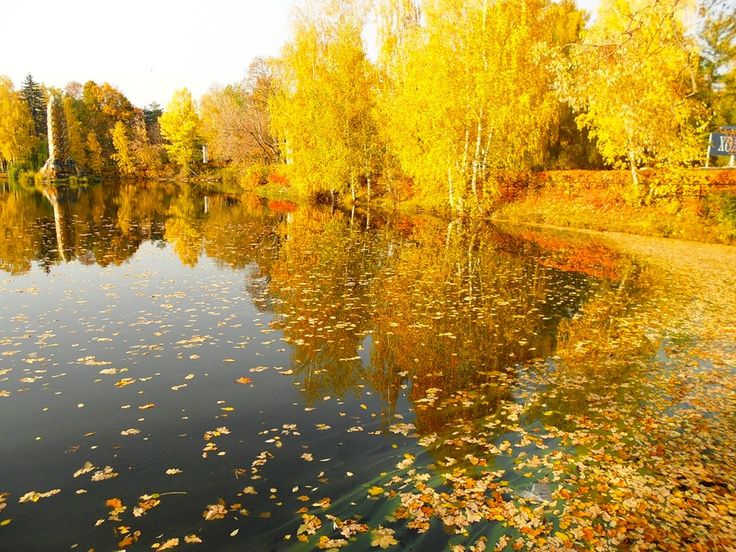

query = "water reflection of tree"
[367,219,596,436]
[0,187,52,273]
[164,185,206,267]
[522,260,659,432]
[265,207,390,404]
[203,195,284,275]
[251,209,622,430]
[0,181,289,274]
[0,182,176,274]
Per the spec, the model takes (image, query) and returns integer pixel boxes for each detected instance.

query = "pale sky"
[3,0,600,108]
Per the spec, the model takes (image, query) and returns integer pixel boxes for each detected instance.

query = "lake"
[0,180,735,551]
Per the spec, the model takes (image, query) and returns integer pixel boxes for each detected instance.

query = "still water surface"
[0,181,734,551]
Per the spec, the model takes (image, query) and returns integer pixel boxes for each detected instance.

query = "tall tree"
[271,0,380,200]
[159,88,202,175]
[62,95,88,171]
[560,0,708,194]
[200,81,276,166]
[143,102,164,144]
[79,81,138,173]
[20,74,47,138]
[378,0,570,211]
[0,76,37,169]
[111,121,136,175]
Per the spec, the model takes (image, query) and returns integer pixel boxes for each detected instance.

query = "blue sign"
[709,127,736,157]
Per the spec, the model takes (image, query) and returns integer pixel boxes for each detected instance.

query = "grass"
[492,185,736,245]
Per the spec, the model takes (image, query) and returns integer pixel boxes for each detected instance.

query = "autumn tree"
[0,76,38,170]
[159,88,202,175]
[111,121,136,174]
[378,0,573,211]
[86,131,104,174]
[62,95,88,170]
[560,0,708,194]
[77,81,138,173]
[271,0,381,200]
[201,58,279,168]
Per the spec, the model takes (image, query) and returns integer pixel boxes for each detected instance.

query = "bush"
[242,163,270,187]
[267,170,289,186]
[640,167,708,206]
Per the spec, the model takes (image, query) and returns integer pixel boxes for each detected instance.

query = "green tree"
[159,88,202,175]
[20,74,47,138]
[143,102,163,144]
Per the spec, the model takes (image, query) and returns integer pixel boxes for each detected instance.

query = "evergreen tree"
[143,102,163,144]
[20,74,47,138]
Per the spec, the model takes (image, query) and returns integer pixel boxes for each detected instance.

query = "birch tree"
[561,0,708,194]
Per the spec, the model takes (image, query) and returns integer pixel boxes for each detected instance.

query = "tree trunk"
[448,167,455,212]
[471,108,483,206]
[628,150,639,200]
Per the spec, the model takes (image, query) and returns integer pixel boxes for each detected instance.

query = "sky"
[3,0,600,108]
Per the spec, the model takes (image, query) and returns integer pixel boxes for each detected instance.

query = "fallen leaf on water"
[91,466,118,481]
[313,497,331,509]
[368,486,384,497]
[153,537,179,550]
[371,526,398,549]
[235,377,252,385]
[114,377,136,388]
[118,530,141,548]
[19,489,61,503]
[134,494,161,517]
[318,535,349,549]
[73,461,96,478]
[106,498,126,520]
[203,502,228,521]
